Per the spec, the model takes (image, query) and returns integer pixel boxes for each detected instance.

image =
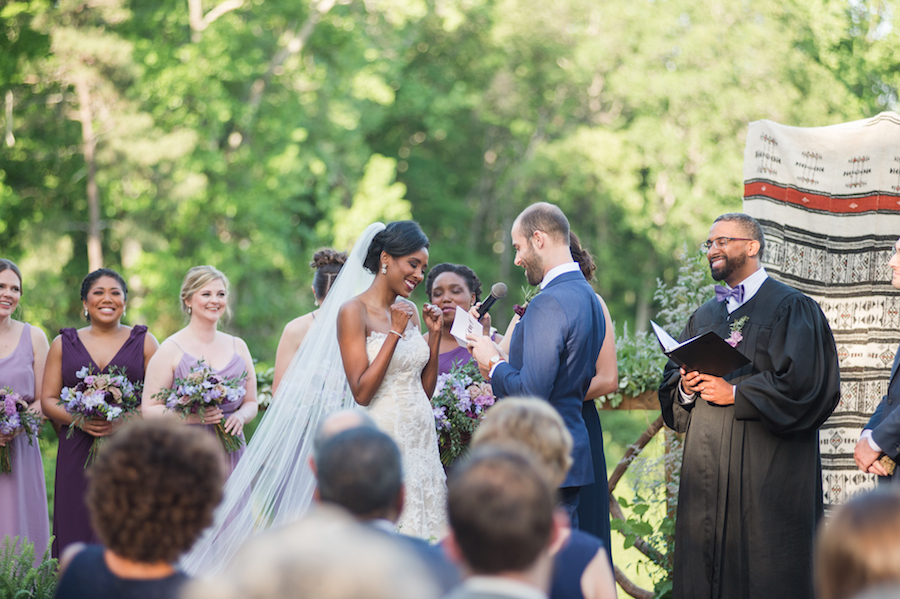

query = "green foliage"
[611,435,683,599]
[653,246,715,337]
[600,324,667,408]
[0,536,58,599]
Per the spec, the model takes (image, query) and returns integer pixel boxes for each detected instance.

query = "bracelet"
[388,330,403,339]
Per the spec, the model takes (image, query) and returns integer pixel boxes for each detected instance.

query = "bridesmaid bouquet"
[0,387,42,474]
[59,366,142,467]
[157,360,246,453]
[430,361,496,467]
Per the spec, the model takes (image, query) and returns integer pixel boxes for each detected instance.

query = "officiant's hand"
[422,302,443,335]
[854,437,888,476]
[695,373,734,406]
[680,368,702,395]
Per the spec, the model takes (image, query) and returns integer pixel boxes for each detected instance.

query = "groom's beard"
[521,249,544,287]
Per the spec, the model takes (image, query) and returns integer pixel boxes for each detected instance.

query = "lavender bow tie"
[715,284,744,303]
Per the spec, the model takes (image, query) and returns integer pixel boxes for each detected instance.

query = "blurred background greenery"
[3,0,898,360]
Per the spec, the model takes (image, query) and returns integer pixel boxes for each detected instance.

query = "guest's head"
[425,263,483,329]
[310,249,348,304]
[86,419,224,564]
[0,259,23,319]
[889,237,900,291]
[705,213,765,286]
[181,508,440,599]
[311,408,377,466]
[80,268,128,324]
[815,488,900,599]
[569,232,596,282]
[446,447,557,577]
[471,397,573,488]
[180,265,231,322]
[512,203,571,286]
[315,427,404,523]
[364,221,429,298]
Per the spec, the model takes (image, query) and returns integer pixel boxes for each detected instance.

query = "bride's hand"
[390,301,414,335]
[422,303,443,335]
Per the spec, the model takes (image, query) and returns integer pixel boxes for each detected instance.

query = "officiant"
[658,213,840,599]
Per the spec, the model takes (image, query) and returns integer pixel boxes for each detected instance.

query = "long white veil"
[181,222,385,575]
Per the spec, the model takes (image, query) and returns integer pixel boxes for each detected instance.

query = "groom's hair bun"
[363,221,429,274]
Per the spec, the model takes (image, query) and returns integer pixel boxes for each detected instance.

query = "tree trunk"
[75,77,103,271]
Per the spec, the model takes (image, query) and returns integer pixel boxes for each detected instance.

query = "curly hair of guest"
[86,420,225,564]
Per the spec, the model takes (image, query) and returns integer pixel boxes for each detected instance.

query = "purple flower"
[725,331,743,348]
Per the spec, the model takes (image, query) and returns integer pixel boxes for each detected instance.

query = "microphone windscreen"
[491,282,508,298]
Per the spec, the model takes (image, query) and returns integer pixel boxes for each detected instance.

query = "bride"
[336,221,447,539]
[181,222,446,575]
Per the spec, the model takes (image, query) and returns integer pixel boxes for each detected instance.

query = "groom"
[469,202,604,524]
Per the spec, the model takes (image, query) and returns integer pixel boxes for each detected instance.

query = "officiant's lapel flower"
[725,316,749,348]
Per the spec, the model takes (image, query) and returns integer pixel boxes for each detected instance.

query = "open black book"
[650,321,751,377]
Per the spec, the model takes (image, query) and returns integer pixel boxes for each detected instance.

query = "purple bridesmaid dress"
[174,348,247,475]
[0,324,50,559]
[52,325,147,558]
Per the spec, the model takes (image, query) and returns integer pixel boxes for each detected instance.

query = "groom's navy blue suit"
[491,270,604,488]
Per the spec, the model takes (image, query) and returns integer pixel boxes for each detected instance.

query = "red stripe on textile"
[743,181,900,213]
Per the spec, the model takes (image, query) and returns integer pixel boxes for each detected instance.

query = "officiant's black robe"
[658,277,840,599]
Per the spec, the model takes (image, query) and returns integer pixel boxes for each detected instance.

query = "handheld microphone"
[477,282,508,319]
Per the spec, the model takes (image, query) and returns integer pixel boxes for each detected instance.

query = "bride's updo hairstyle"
[180,265,232,321]
[363,221,429,274]
[310,249,348,303]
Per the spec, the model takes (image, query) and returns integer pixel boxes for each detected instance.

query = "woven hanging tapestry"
[742,111,900,506]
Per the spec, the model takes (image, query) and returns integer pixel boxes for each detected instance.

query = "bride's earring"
[381,264,387,275]
[84,309,88,317]
[187,306,192,315]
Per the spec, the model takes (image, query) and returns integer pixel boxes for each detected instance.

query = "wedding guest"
[314,426,461,593]
[471,397,617,599]
[54,419,224,599]
[425,263,501,375]
[142,265,258,474]
[273,249,348,393]
[815,488,900,599]
[444,447,562,599]
[0,259,51,559]
[42,268,159,558]
[181,507,441,599]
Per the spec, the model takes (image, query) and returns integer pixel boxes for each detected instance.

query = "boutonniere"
[514,286,541,318]
[725,316,749,348]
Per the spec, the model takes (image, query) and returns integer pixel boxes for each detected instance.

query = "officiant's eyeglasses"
[701,237,753,253]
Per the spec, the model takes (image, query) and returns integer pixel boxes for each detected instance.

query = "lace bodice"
[364,328,447,540]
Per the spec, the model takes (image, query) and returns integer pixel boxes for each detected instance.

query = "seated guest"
[182,507,440,599]
[425,263,501,374]
[444,447,561,599]
[471,397,617,599]
[55,419,224,599]
[314,426,460,593]
[815,488,900,599]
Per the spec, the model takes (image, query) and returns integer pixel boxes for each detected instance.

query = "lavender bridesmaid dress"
[52,325,147,558]
[0,324,50,558]
[174,347,248,475]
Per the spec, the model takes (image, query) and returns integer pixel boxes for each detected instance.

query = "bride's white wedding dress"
[365,329,447,539]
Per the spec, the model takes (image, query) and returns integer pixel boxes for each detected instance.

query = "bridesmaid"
[0,259,51,558]
[41,268,159,558]
[272,249,347,393]
[424,263,501,375]
[142,266,258,474]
